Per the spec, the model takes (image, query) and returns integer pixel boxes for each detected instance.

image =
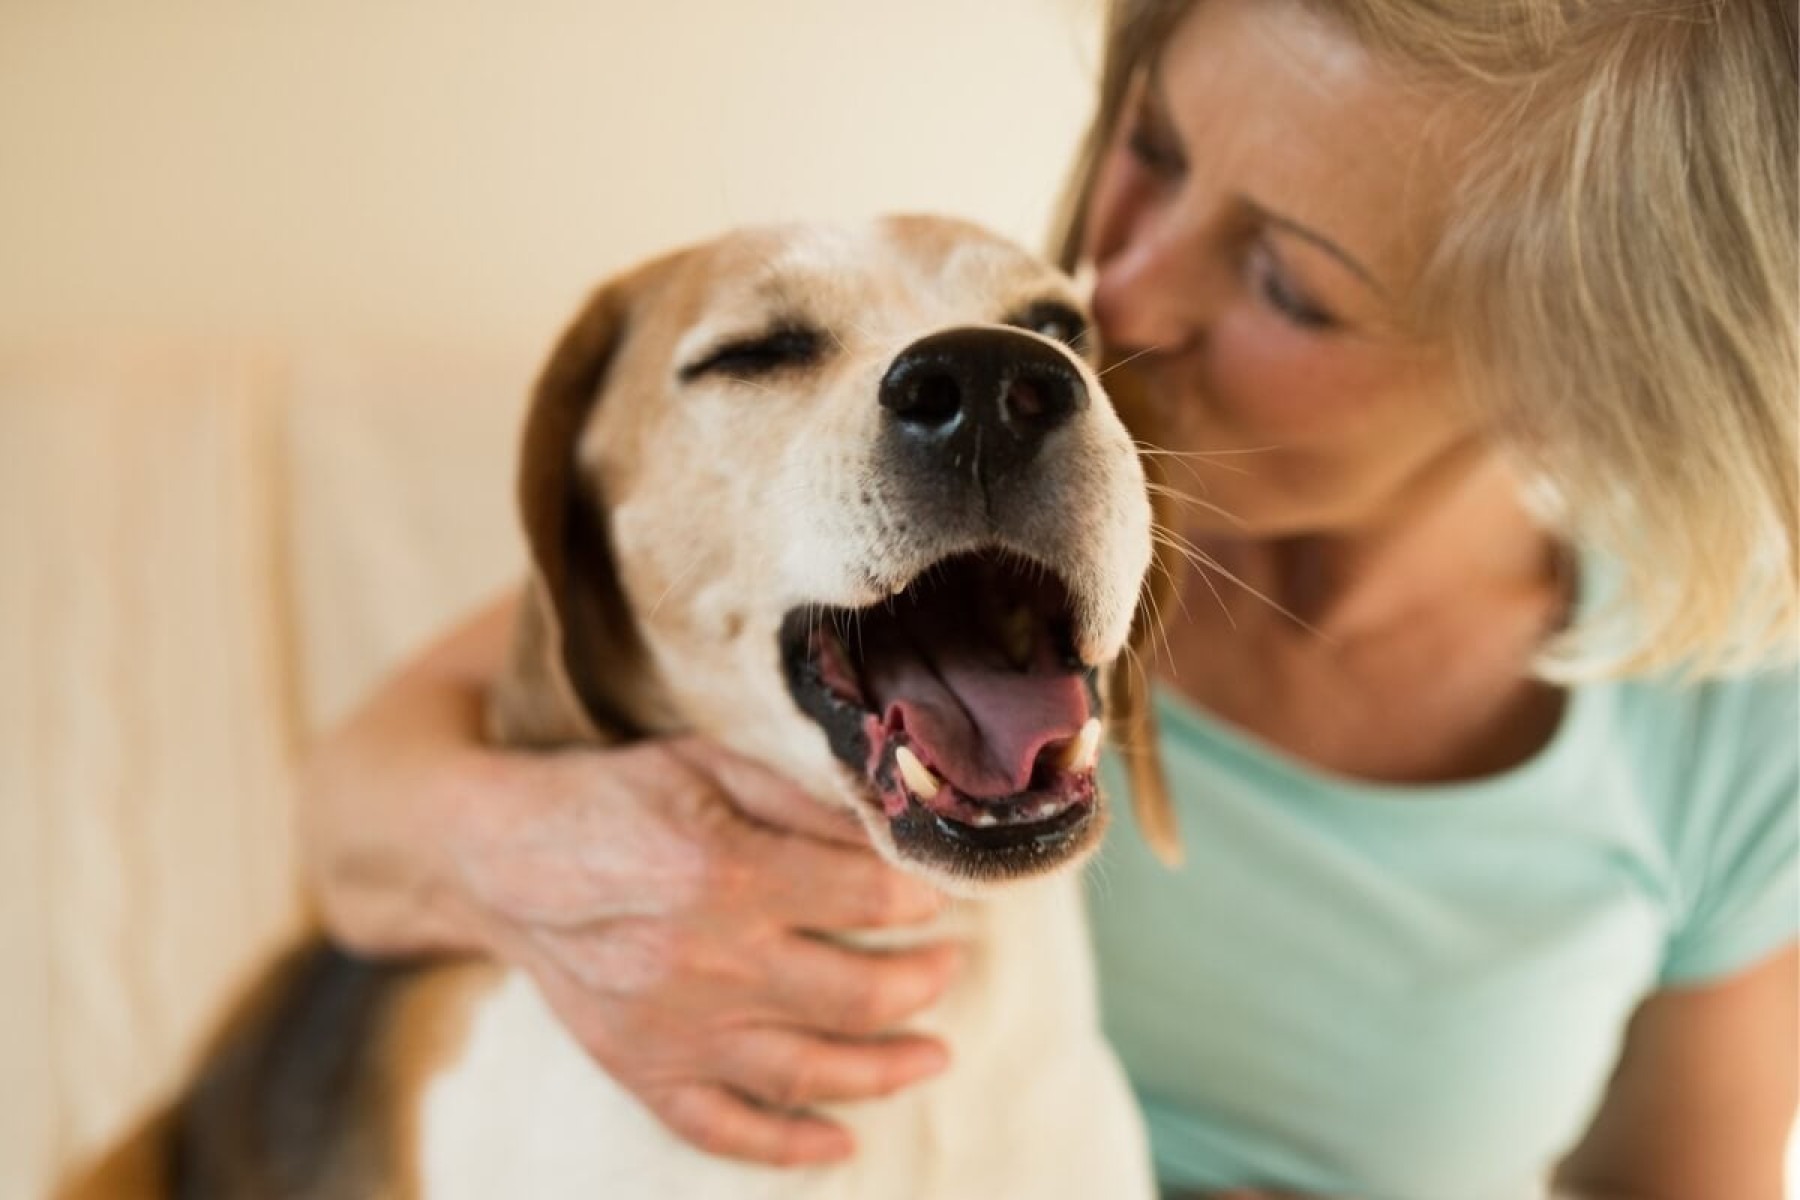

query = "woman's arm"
[296,591,962,1165]
[297,591,519,957]
[1554,942,1798,1200]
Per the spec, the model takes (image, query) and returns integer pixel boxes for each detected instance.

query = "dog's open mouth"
[781,550,1102,870]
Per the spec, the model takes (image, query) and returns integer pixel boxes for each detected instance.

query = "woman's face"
[1082,0,1470,536]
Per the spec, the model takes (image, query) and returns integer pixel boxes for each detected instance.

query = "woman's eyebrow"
[1141,62,1389,300]
[1248,199,1389,298]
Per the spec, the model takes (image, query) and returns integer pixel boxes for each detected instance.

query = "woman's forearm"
[289,589,958,1166]
[297,590,521,958]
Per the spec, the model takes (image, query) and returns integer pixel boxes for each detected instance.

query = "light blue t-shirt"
[1087,664,1798,1199]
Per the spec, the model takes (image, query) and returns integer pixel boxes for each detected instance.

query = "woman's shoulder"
[1601,660,1799,985]
[1606,659,1798,780]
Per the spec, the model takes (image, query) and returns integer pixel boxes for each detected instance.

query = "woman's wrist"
[298,720,509,961]
[391,737,520,958]
[296,595,524,959]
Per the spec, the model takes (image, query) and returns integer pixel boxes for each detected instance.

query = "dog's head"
[491,216,1154,890]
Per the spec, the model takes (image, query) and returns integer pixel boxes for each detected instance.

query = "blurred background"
[1,0,1098,350]
[0,2,1099,1192]
[8,4,1796,1196]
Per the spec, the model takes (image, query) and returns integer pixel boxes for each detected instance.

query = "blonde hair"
[1055,0,1799,681]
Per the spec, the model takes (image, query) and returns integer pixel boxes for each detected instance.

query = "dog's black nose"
[879,327,1087,480]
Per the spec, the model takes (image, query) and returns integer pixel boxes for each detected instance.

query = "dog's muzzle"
[777,326,1129,883]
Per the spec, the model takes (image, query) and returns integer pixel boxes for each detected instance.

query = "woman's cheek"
[1202,310,1386,438]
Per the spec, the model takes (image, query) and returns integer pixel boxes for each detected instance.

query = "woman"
[299,1,1798,1195]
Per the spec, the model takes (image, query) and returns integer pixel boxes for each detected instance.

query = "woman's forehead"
[1152,0,1460,284]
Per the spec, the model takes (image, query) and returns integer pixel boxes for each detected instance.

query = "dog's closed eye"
[680,325,825,383]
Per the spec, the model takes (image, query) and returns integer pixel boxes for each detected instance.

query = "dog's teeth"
[1057,717,1103,773]
[1032,801,1061,820]
[972,810,999,827]
[894,746,943,800]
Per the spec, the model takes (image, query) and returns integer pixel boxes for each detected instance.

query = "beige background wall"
[1,0,1100,352]
[2,4,1101,1195]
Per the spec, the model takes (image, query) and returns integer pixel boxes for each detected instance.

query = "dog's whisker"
[1129,579,1168,672]
[1132,441,1279,460]
[1152,529,1227,633]
[1150,526,1327,641]
[1138,585,1172,667]
[1139,561,1187,664]
[1132,441,1277,478]
[836,316,914,364]
[1136,441,1265,490]
[1096,342,1169,379]
[1143,455,1217,496]
[1145,481,1252,532]
[1160,454,1256,482]
[1149,459,1260,511]
[649,551,714,618]
[836,315,883,346]
[821,323,854,356]
[721,374,782,397]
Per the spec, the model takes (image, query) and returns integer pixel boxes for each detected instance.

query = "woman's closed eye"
[1125,112,1187,182]
[1247,240,1338,332]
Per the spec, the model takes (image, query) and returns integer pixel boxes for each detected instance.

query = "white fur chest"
[417,876,1152,1199]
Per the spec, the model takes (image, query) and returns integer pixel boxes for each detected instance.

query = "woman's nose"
[1090,211,1215,356]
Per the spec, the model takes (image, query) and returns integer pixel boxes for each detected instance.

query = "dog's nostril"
[1003,369,1076,431]
[1007,378,1046,421]
[891,370,963,430]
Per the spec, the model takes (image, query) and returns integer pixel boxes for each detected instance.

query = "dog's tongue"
[860,610,1089,798]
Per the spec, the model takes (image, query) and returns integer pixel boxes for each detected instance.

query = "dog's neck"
[865,872,1101,1036]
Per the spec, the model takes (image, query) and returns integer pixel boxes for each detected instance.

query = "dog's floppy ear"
[488,279,660,748]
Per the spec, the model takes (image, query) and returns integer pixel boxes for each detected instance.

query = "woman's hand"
[299,594,960,1166]
[449,736,961,1165]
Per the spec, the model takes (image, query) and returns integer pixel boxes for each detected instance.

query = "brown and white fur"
[59,216,1158,1199]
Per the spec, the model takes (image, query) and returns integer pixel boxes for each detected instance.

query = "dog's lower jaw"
[416,874,1153,1200]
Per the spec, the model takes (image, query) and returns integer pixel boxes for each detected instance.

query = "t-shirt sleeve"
[1658,668,1800,986]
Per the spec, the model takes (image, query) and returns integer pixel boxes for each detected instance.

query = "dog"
[59,215,1159,1199]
